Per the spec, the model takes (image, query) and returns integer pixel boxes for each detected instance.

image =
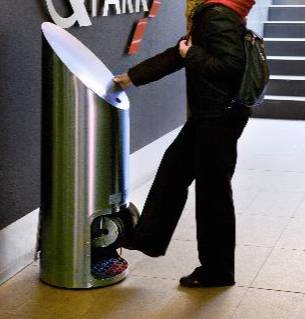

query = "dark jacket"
[128,4,247,118]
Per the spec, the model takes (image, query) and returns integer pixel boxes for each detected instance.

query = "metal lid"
[41,22,129,110]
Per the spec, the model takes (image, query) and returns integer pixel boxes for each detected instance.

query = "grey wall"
[247,0,271,36]
[0,0,186,230]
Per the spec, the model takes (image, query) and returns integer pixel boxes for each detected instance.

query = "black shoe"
[113,203,164,258]
[111,202,140,249]
[179,268,235,288]
[121,235,164,258]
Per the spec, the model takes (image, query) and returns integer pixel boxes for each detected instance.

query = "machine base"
[40,255,129,289]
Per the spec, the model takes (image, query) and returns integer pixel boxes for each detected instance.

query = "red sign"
[128,0,162,54]
[149,0,161,18]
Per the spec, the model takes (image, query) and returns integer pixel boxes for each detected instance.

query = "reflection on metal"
[40,22,130,288]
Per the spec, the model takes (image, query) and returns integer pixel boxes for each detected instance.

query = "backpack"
[233,28,270,107]
[192,4,270,108]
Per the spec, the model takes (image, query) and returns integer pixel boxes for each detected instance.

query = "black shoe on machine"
[112,203,164,258]
[113,202,140,249]
[179,267,235,288]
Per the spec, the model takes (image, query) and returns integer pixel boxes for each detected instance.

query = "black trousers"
[132,106,250,280]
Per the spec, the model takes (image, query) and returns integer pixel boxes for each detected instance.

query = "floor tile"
[172,209,196,242]
[238,119,305,157]
[276,217,305,250]
[0,264,99,319]
[151,285,247,319]
[235,245,272,286]
[128,239,198,281]
[245,190,304,217]
[0,264,41,313]
[233,186,259,214]
[252,248,305,293]
[127,238,271,288]
[236,214,290,247]
[263,172,305,193]
[294,197,305,219]
[81,276,247,319]
[232,288,305,319]
[238,154,305,172]
[121,249,149,272]
[234,170,305,193]
[0,263,246,319]
[80,276,175,319]
[183,182,195,213]
[238,119,305,172]
[233,170,305,215]
[0,314,23,319]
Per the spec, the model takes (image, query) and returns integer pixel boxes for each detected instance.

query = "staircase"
[253,0,305,120]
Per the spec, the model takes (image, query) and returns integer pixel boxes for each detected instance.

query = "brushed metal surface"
[40,22,129,288]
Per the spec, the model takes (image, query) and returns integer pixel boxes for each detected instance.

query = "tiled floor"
[2,118,305,319]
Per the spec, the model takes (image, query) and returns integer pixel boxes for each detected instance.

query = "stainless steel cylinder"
[40,22,130,288]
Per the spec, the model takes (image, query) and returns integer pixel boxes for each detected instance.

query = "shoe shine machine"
[39,22,138,289]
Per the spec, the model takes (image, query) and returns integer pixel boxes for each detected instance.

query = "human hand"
[179,37,192,58]
[113,73,133,89]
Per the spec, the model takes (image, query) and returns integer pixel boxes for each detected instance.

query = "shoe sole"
[179,280,235,288]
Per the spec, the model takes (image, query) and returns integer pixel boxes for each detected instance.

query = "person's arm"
[126,37,186,87]
[184,7,245,83]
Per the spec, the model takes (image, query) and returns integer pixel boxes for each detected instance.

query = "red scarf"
[203,0,256,18]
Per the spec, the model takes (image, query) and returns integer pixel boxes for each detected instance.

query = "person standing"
[114,0,255,287]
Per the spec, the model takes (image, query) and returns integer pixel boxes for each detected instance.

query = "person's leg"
[180,108,250,286]
[131,119,196,257]
[196,109,249,280]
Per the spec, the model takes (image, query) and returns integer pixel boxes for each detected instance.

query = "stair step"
[269,6,305,21]
[267,57,305,75]
[265,38,305,56]
[270,75,305,79]
[273,0,305,4]
[262,0,305,120]
[265,95,305,101]
[266,76,305,96]
[264,21,305,37]
[252,97,305,120]
[268,56,305,60]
